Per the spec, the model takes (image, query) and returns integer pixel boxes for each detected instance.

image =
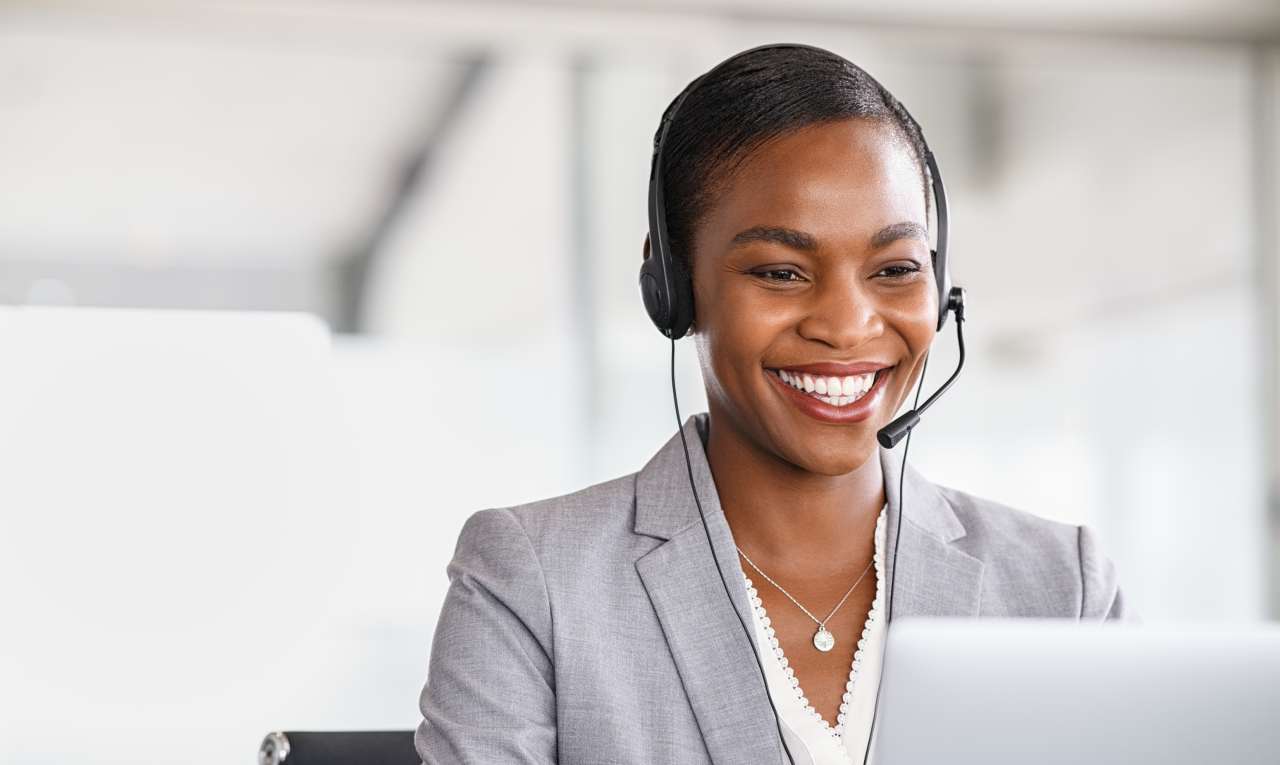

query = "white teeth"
[843,373,874,395]
[774,368,881,407]
[779,371,797,390]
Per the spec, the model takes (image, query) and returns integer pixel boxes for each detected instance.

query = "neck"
[704,408,884,572]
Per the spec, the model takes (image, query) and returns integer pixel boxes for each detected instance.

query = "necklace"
[735,547,874,653]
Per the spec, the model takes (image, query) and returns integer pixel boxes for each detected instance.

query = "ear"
[641,233,652,262]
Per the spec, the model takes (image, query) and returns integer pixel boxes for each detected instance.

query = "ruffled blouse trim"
[739,505,886,742]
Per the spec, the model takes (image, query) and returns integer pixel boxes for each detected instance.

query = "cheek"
[900,305,937,351]
[706,312,777,376]
[695,289,791,388]
[696,269,786,337]
[892,299,939,390]
[885,281,939,345]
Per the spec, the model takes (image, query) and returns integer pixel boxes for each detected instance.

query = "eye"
[877,263,923,279]
[752,268,806,283]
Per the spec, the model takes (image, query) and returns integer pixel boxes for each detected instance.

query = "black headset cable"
[670,336,797,765]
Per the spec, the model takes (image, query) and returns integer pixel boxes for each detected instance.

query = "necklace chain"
[735,547,874,629]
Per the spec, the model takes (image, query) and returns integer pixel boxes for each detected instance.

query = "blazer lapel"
[633,413,786,764]
[878,441,985,619]
[632,413,985,763]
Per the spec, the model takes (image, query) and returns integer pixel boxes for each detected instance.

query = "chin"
[792,437,879,477]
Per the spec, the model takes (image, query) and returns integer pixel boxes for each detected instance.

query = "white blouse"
[737,504,888,765]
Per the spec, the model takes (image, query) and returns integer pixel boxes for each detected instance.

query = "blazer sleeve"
[1077,523,1134,621]
[415,507,557,764]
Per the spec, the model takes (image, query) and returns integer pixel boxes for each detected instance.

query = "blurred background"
[2,0,1279,762]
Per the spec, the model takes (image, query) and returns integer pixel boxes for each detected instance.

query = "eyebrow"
[870,221,929,249]
[728,222,928,252]
[730,226,818,251]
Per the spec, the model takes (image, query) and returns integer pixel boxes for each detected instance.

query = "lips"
[773,361,893,376]
[764,364,894,425]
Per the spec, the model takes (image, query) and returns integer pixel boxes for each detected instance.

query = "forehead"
[701,118,926,247]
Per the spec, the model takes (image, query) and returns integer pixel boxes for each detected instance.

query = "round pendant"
[813,627,835,652]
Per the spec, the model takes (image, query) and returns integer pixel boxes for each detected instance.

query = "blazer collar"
[633,412,983,763]
[634,411,967,545]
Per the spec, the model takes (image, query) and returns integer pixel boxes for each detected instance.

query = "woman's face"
[688,117,936,476]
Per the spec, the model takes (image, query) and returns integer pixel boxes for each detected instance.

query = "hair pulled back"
[656,45,931,284]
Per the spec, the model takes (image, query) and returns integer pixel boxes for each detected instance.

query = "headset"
[640,42,968,765]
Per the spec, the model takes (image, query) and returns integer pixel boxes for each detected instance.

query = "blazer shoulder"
[935,483,1079,554]
[463,471,643,562]
[441,473,641,630]
[934,483,1125,618]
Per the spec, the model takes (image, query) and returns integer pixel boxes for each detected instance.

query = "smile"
[773,368,878,405]
[764,365,894,424]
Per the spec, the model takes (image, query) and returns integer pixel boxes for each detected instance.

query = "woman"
[415,44,1126,765]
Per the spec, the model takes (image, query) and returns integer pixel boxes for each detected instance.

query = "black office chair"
[258,731,419,765]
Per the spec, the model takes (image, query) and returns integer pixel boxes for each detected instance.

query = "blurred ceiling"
[0,10,459,268]
[0,0,1273,323]
[575,0,1280,40]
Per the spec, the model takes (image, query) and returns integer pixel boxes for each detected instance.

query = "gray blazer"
[415,411,1127,764]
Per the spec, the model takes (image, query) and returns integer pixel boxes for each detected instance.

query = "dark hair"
[657,45,931,283]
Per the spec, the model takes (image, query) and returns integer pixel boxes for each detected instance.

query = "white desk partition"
[0,306,360,763]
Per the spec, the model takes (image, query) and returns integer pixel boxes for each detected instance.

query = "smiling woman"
[415,43,1128,765]
[688,116,937,447]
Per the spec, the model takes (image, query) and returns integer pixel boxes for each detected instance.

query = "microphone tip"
[877,411,921,449]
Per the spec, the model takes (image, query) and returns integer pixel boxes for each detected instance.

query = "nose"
[796,271,884,350]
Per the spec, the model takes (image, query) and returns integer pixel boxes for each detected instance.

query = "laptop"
[869,617,1280,764]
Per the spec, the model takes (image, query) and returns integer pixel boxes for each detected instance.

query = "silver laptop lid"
[871,617,1280,765]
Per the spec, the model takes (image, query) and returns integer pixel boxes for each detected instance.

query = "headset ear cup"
[670,262,695,339]
[948,286,966,321]
[932,249,948,331]
[639,257,671,334]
